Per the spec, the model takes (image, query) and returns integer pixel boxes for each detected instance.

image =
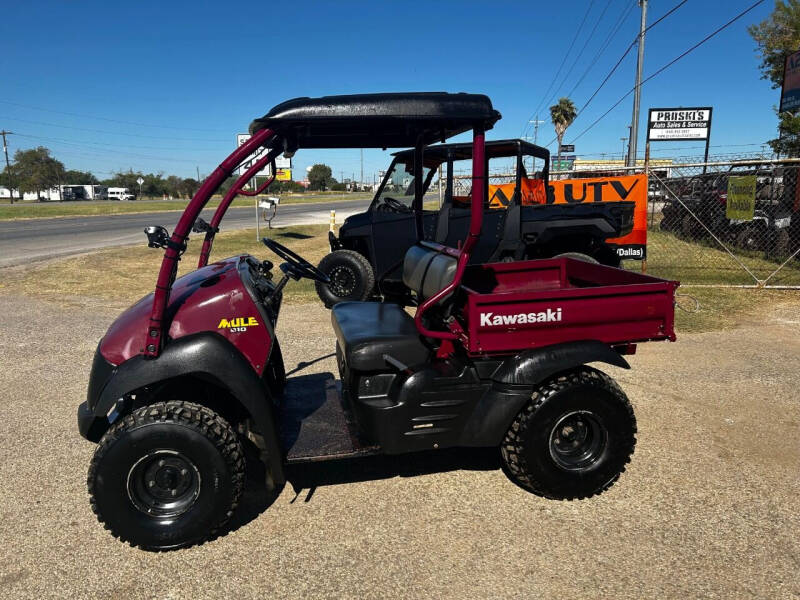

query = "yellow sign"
[276,169,292,181]
[726,176,756,221]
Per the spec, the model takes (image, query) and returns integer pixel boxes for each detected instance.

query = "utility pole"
[1,130,14,204]
[196,166,201,181]
[620,137,628,163]
[529,116,545,172]
[626,0,647,167]
[360,148,363,191]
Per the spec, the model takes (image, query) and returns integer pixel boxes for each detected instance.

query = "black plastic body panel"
[341,340,630,452]
[78,332,286,485]
[459,341,631,446]
[349,361,489,454]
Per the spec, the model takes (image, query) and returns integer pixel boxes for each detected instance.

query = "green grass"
[0,192,373,221]
[673,287,799,333]
[630,229,800,288]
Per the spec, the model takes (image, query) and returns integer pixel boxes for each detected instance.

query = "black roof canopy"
[392,139,550,167]
[250,92,501,149]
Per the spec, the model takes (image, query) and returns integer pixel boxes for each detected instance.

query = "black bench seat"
[331,302,429,372]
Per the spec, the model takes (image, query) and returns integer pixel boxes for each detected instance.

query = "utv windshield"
[373,159,432,211]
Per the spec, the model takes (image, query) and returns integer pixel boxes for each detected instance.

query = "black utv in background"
[316,139,635,306]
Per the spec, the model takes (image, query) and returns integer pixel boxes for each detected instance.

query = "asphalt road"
[0,198,370,268]
[0,293,798,599]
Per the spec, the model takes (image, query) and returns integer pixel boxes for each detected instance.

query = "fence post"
[330,209,336,232]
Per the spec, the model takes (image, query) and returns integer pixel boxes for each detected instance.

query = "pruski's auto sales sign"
[647,107,712,141]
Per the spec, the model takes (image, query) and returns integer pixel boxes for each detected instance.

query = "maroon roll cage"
[144,93,499,358]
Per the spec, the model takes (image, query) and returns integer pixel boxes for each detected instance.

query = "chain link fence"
[645,157,800,288]
[452,155,800,288]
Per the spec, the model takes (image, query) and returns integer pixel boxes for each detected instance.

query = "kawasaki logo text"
[479,308,562,327]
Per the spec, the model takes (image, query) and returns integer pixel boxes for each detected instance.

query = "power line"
[532,0,688,144]
[0,115,229,142]
[0,99,227,133]
[568,0,766,144]
[522,0,597,136]
[13,134,200,163]
[544,0,615,109]
[566,1,637,98]
[578,0,688,119]
[14,133,220,153]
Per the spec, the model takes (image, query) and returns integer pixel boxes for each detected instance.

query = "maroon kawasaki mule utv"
[78,92,679,550]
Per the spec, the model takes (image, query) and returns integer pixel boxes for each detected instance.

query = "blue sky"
[0,0,778,180]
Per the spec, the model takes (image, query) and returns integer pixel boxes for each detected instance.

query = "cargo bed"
[458,258,678,355]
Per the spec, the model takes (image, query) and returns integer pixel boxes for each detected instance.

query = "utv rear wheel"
[315,249,375,307]
[554,252,599,264]
[501,367,636,500]
[88,401,244,551]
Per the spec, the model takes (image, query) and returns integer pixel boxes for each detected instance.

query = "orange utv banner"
[488,174,648,259]
[523,174,648,260]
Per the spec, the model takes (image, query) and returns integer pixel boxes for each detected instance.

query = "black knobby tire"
[315,249,375,308]
[681,214,697,239]
[554,251,600,264]
[501,367,636,500]
[88,401,244,551]
[773,229,791,258]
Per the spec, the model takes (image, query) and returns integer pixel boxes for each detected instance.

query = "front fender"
[78,332,285,484]
[460,340,630,446]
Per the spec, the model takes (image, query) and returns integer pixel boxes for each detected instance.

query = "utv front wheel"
[88,401,244,550]
[501,367,636,500]
[315,249,375,307]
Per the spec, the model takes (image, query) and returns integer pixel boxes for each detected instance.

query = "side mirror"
[144,225,169,249]
[192,217,218,234]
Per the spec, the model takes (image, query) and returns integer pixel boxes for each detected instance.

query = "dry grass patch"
[0,224,330,306]
[1,222,798,333]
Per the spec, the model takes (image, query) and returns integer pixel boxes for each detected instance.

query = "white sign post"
[136,176,144,199]
[236,134,291,175]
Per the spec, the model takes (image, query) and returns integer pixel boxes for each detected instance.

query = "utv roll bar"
[145,92,500,358]
[197,148,281,269]
[145,128,276,357]
[415,127,485,343]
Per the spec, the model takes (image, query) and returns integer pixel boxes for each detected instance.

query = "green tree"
[307,164,335,191]
[9,147,65,201]
[748,0,800,87]
[549,98,577,170]
[749,1,800,155]
[771,111,800,156]
[179,177,199,198]
[103,169,141,192]
[63,169,99,185]
[164,175,183,198]
[141,173,166,197]
[0,168,11,199]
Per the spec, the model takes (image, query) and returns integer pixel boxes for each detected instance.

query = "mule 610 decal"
[218,316,259,333]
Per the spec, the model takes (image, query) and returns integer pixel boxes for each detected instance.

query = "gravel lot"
[0,294,798,599]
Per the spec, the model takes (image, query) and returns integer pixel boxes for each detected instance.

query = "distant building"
[572,158,673,179]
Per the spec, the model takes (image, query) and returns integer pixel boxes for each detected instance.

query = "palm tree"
[550,98,578,173]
